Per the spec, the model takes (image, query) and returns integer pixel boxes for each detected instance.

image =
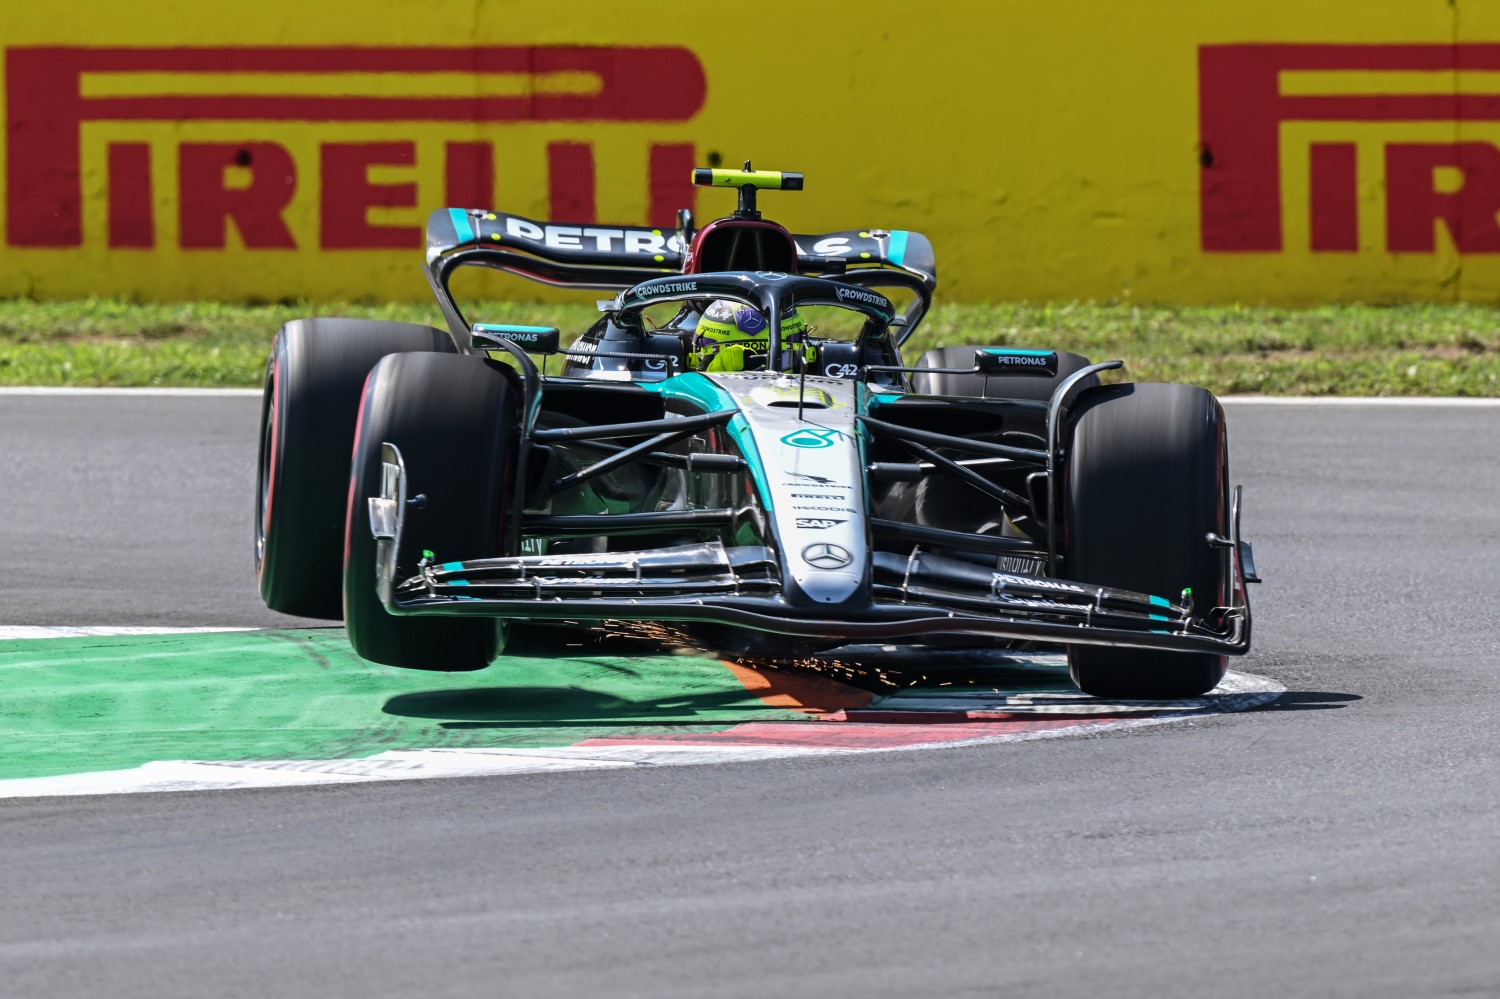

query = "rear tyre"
[911,345,1097,401]
[343,352,520,671]
[1063,382,1229,699]
[256,318,455,619]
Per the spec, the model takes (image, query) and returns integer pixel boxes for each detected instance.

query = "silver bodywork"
[710,373,866,606]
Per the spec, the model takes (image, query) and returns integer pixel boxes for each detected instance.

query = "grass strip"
[2,297,1498,395]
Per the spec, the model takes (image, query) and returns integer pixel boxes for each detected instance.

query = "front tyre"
[1063,382,1229,699]
[343,352,521,671]
[256,318,455,619]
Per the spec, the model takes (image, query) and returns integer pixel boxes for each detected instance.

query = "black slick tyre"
[911,345,1097,401]
[343,352,520,671]
[1062,382,1229,699]
[256,318,455,619]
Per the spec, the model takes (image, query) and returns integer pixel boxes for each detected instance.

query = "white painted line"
[0,626,258,640]
[0,760,376,796]
[1220,396,1500,406]
[0,671,1284,798]
[0,746,842,797]
[0,387,262,397]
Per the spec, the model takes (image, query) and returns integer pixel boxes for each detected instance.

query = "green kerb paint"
[0,630,810,781]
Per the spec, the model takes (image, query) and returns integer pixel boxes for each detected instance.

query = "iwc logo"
[802,542,853,569]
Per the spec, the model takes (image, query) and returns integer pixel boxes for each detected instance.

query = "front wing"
[368,445,1253,656]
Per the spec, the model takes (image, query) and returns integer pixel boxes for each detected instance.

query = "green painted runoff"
[0,629,811,781]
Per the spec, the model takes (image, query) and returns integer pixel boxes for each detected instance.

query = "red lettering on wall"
[1386,142,1500,253]
[547,142,596,222]
[1309,143,1358,252]
[1199,44,1500,252]
[107,143,154,249]
[320,142,419,249]
[444,142,494,210]
[648,143,696,229]
[179,143,297,250]
[4,46,708,248]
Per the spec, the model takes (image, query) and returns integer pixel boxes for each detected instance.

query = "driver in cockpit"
[687,299,812,372]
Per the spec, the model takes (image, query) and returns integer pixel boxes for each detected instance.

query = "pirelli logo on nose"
[4,46,707,250]
[1200,43,1500,255]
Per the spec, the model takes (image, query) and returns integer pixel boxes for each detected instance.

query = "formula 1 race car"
[256,166,1257,699]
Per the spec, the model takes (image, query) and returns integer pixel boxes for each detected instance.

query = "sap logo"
[795,517,846,529]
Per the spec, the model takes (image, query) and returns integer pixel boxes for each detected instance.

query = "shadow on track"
[382,684,806,730]
[1251,690,1361,711]
[379,626,875,730]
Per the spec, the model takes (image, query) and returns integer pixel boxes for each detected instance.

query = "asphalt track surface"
[2,393,1497,998]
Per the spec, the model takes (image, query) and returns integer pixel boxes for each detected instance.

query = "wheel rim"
[254,358,277,573]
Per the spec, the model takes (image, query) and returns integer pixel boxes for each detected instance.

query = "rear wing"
[424,208,937,345]
[794,228,936,341]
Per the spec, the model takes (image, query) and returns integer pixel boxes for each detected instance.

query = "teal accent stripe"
[474,324,556,334]
[858,383,905,409]
[640,374,769,509]
[448,209,476,244]
[1149,594,1171,608]
[450,579,471,587]
[984,348,1055,357]
[1148,613,1169,622]
[887,230,910,267]
[441,561,465,572]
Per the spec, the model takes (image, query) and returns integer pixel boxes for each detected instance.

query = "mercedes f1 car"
[256,165,1258,699]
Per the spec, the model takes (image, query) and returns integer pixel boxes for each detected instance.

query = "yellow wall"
[4,1,1499,304]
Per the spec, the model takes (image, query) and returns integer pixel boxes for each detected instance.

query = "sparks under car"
[256,166,1258,699]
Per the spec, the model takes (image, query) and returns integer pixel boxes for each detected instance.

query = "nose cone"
[796,567,864,604]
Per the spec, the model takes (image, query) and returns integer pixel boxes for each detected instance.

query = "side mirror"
[975,348,1058,377]
[472,324,561,354]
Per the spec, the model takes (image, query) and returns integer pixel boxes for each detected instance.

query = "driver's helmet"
[691,300,809,372]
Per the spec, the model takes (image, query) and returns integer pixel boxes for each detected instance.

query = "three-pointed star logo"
[801,542,853,569]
